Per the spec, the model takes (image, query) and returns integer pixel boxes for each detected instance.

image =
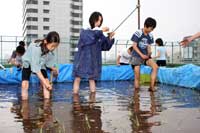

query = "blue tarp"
[0,64,199,89]
[157,64,200,89]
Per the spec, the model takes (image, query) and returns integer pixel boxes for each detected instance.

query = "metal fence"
[0,36,200,66]
[101,40,200,65]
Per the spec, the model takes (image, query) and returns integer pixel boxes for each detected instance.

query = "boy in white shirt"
[116,47,133,65]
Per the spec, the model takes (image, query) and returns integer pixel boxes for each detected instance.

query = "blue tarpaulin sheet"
[0,64,199,89]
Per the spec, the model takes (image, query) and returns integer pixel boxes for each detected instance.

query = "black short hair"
[155,38,164,46]
[144,17,156,29]
[128,46,133,52]
[89,11,103,29]
[16,46,25,55]
[19,41,25,47]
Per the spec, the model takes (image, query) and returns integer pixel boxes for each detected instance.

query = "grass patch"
[140,74,151,84]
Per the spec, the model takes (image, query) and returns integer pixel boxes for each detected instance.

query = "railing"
[0,36,199,66]
[102,40,200,65]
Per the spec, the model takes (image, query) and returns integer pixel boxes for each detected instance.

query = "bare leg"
[42,79,51,99]
[89,79,96,93]
[146,59,158,91]
[134,65,140,89]
[73,77,81,94]
[73,93,81,110]
[89,92,96,108]
[89,92,96,102]
[21,80,29,100]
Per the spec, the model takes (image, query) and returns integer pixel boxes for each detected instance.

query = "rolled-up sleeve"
[101,36,115,51]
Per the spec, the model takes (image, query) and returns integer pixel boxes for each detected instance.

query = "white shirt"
[156,46,167,60]
[119,50,132,64]
[15,55,23,65]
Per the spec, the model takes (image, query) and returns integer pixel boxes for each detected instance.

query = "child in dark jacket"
[73,11,115,94]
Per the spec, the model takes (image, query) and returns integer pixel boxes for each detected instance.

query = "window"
[43,34,47,37]
[72,0,82,2]
[71,12,82,18]
[27,34,38,38]
[70,35,79,40]
[43,9,50,13]
[71,28,80,33]
[70,20,82,25]
[26,8,38,13]
[27,17,38,21]
[70,51,76,56]
[27,25,38,30]
[43,1,50,5]
[43,18,50,22]
[71,4,82,10]
[43,26,49,30]
[26,0,38,4]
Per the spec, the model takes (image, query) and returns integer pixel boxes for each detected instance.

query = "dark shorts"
[130,56,144,66]
[120,63,129,65]
[130,56,151,69]
[22,67,48,81]
[156,60,166,66]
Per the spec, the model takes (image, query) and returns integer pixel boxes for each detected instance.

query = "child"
[130,17,158,91]
[152,38,168,66]
[21,31,60,100]
[180,32,200,47]
[8,41,26,64]
[116,47,133,65]
[72,11,115,94]
[10,46,25,67]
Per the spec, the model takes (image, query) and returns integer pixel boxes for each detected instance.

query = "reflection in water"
[129,89,161,132]
[0,82,200,132]
[72,92,103,132]
[11,99,63,133]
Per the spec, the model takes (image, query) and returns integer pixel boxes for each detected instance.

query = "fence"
[0,36,200,66]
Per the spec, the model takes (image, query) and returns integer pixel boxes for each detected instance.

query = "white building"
[22,0,83,63]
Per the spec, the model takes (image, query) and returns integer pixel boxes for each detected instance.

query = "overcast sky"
[0,0,199,41]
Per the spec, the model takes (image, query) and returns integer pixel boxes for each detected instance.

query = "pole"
[138,0,141,29]
[112,6,139,32]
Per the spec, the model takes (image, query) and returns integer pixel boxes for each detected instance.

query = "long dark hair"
[89,11,103,29]
[35,31,60,55]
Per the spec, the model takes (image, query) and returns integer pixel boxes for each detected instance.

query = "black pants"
[22,67,48,81]
[120,63,129,65]
[156,60,166,66]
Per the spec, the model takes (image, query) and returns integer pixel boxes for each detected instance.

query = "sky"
[0,0,199,41]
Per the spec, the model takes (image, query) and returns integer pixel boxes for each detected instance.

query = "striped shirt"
[131,29,154,58]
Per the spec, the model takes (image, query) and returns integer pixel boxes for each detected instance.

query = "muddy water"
[0,81,200,133]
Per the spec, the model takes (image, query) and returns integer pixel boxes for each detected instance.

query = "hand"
[45,82,52,91]
[102,27,109,32]
[51,67,59,77]
[141,54,149,60]
[108,32,115,39]
[180,37,192,47]
[53,69,59,77]
[16,63,22,68]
